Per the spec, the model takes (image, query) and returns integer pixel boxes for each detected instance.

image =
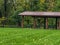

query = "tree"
[45,0,55,11]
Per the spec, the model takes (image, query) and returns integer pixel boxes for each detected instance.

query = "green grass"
[0,28,60,45]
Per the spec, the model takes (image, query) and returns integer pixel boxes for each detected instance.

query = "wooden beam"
[44,17,48,29]
[57,18,60,29]
[33,16,36,28]
[59,18,60,29]
[44,18,46,29]
[56,17,58,29]
[21,16,24,28]
[37,18,41,28]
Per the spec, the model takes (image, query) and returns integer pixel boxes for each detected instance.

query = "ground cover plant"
[0,28,60,45]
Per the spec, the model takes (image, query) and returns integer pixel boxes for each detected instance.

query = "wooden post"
[57,19,60,29]
[58,18,60,29]
[33,16,36,28]
[37,18,41,28]
[56,17,58,29]
[21,16,24,28]
[44,17,48,29]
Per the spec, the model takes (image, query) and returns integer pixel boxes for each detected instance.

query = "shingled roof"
[19,11,60,17]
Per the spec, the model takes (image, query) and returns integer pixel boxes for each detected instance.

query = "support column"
[33,16,36,28]
[44,17,48,29]
[59,18,60,29]
[57,18,60,29]
[56,17,58,29]
[21,16,24,28]
[37,18,41,28]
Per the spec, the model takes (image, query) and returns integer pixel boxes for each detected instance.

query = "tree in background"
[0,0,60,27]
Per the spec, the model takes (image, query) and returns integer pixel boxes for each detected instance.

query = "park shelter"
[19,11,60,29]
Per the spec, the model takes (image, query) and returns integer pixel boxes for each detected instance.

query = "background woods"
[0,0,60,28]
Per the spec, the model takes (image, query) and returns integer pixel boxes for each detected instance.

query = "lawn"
[0,28,60,45]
